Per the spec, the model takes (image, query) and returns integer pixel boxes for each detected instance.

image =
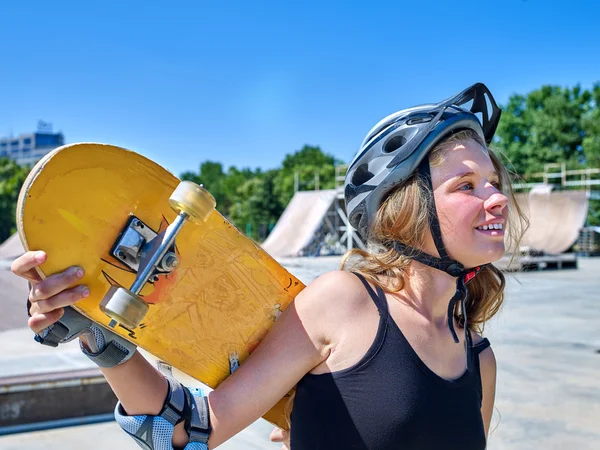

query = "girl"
[12,83,526,449]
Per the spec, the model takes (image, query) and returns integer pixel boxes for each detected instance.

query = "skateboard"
[16,143,305,428]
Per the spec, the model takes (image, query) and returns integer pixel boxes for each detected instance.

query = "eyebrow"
[452,170,499,181]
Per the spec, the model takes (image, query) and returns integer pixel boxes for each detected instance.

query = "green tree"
[181,161,229,213]
[181,162,260,219]
[273,145,342,207]
[179,146,342,241]
[495,84,595,176]
[0,158,28,242]
[222,166,261,216]
[280,145,337,171]
[581,83,600,168]
[229,171,281,241]
[495,82,600,226]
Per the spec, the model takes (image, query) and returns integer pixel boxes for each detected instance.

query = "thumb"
[269,427,289,443]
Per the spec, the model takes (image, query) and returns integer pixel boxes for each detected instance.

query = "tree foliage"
[495,83,600,175]
[2,83,600,244]
[494,82,600,225]
[274,145,342,207]
[179,145,341,241]
[581,84,600,168]
[0,158,28,242]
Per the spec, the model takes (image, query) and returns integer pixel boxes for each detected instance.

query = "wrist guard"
[29,300,137,368]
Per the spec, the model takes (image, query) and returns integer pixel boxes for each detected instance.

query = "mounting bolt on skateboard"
[100,181,216,330]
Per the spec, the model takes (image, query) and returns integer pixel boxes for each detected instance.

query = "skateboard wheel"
[100,286,149,330]
[168,181,216,224]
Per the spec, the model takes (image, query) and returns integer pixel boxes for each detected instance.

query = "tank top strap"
[352,272,390,315]
[472,338,491,356]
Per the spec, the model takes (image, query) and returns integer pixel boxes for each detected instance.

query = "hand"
[270,427,290,450]
[11,251,89,335]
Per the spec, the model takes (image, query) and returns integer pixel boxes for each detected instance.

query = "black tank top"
[290,273,490,450]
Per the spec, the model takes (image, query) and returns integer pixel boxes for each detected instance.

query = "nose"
[484,186,508,213]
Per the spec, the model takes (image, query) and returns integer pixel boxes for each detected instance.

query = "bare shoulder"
[293,270,371,344]
[296,270,368,310]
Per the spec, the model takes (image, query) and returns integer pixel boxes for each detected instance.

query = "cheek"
[436,196,478,234]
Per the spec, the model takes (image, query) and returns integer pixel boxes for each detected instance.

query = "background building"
[0,122,64,166]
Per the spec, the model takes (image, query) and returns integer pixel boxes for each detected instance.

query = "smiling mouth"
[475,223,504,236]
[476,223,503,231]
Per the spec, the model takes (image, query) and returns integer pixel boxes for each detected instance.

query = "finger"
[270,427,287,443]
[28,308,65,335]
[30,285,90,315]
[30,266,85,302]
[11,251,47,283]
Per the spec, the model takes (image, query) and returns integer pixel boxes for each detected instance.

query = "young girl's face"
[427,139,509,268]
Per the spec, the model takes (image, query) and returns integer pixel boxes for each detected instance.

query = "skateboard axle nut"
[166,255,179,268]
[160,251,179,271]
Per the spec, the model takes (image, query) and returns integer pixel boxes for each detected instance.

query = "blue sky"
[2,0,599,176]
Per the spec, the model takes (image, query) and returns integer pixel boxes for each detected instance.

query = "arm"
[105,271,348,448]
[204,271,343,448]
[479,346,497,438]
[14,252,175,433]
[15,250,346,448]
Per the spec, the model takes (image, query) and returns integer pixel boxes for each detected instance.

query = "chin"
[458,245,506,268]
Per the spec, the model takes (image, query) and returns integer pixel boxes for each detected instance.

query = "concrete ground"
[0,419,279,450]
[485,258,600,449]
[0,256,599,449]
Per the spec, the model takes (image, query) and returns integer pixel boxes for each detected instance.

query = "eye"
[490,181,501,190]
[458,183,474,191]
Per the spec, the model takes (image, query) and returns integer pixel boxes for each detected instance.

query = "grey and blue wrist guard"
[29,300,137,368]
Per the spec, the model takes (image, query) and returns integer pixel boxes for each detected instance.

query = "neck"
[394,260,459,328]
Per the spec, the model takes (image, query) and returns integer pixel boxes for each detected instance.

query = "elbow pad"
[115,377,211,450]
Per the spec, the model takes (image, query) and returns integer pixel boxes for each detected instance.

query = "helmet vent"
[407,113,434,125]
[351,164,375,185]
[383,135,407,154]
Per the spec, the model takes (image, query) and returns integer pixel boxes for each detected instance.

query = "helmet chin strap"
[390,159,486,372]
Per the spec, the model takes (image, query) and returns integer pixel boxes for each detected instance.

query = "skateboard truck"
[100,181,216,331]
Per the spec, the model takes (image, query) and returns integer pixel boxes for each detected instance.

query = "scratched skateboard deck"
[16,143,305,428]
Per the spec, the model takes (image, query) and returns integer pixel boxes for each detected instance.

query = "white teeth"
[477,223,503,230]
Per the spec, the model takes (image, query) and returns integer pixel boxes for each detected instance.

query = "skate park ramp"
[515,187,589,254]
[262,190,338,257]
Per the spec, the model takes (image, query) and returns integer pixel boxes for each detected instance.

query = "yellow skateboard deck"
[16,143,305,428]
